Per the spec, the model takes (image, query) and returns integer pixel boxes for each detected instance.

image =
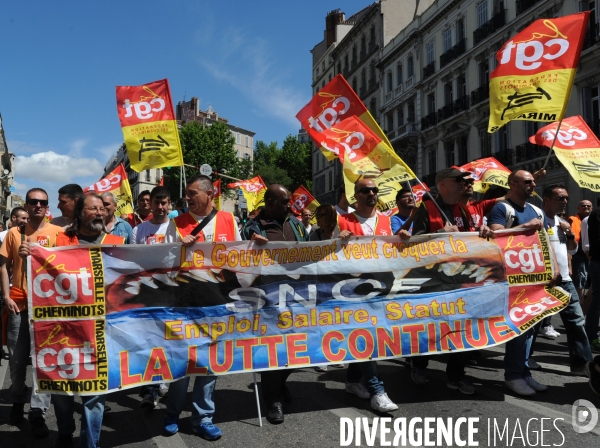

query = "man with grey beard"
[20,191,125,447]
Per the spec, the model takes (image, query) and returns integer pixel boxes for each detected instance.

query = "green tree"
[279,135,312,191]
[164,121,238,200]
[253,141,280,168]
[255,165,292,187]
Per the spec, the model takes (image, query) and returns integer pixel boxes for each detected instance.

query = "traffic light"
[242,209,248,223]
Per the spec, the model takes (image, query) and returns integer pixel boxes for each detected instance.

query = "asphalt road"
[2,320,600,447]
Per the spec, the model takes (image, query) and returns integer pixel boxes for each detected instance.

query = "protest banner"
[28,229,567,395]
[296,75,392,161]
[316,116,414,212]
[488,12,589,133]
[530,115,600,191]
[84,164,134,220]
[290,185,319,224]
[116,78,184,171]
[458,157,511,193]
[213,179,222,210]
[227,176,266,212]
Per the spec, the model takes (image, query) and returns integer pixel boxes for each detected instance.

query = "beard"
[85,218,105,233]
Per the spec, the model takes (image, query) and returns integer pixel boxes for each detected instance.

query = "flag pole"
[542,119,563,170]
[179,166,183,198]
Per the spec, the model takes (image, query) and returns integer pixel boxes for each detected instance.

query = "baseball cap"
[435,167,473,184]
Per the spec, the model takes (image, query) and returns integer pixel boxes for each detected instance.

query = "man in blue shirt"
[487,169,546,396]
[391,188,416,234]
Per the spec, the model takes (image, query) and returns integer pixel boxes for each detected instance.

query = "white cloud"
[197,29,308,128]
[15,151,104,183]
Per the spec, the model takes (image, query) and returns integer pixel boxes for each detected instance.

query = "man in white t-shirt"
[301,208,313,234]
[133,186,172,409]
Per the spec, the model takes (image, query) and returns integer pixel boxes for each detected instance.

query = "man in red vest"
[21,192,125,447]
[337,178,409,412]
[163,174,240,441]
[410,167,490,395]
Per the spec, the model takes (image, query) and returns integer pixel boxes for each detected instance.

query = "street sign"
[199,164,212,176]
[9,186,15,192]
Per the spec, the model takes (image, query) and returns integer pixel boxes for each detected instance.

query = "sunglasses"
[26,199,48,206]
[516,179,534,184]
[358,187,379,195]
[556,196,569,202]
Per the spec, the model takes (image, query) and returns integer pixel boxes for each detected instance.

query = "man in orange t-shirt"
[0,187,63,437]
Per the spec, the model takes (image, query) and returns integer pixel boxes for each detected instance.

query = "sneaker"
[505,379,536,396]
[371,393,398,412]
[528,358,541,370]
[9,402,25,425]
[525,376,548,392]
[158,383,169,397]
[54,433,74,448]
[547,325,561,337]
[345,382,370,399]
[588,362,600,395]
[140,392,157,409]
[539,326,558,339]
[30,415,49,438]
[164,413,179,436]
[193,422,223,441]
[410,361,427,386]
[591,339,600,353]
[571,364,588,377]
[447,379,476,395]
[314,366,328,372]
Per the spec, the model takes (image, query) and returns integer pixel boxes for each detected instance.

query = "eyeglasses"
[580,204,592,208]
[84,207,107,214]
[26,199,48,206]
[556,196,569,202]
[358,187,379,195]
[515,179,534,184]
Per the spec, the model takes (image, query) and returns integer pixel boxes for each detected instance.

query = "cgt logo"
[121,86,165,120]
[504,244,544,273]
[87,173,122,193]
[308,96,350,132]
[33,268,93,305]
[499,20,569,70]
[321,130,364,161]
[542,127,587,147]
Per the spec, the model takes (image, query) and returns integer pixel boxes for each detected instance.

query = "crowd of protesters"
[2,169,600,447]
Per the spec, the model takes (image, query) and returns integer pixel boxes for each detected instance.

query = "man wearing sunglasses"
[410,167,489,395]
[0,188,64,438]
[487,170,547,396]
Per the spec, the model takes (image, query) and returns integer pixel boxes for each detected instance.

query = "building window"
[396,64,403,86]
[444,82,453,105]
[337,62,341,74]
[445,141,455,167]
[237,133,241,144]
[322,80,325,88]
[428,147,437,174]
[343,55,348,72]
[457,73,467,98]
[361,35,366,56]
[407,56,414,78]
[456,18,465,42]
[328,171,333,191]
[458,135,469,165]
[316,68,320,78]
[479,128,491,157]
[426,42,435,65]
[369,99,377,119]
[478,60,489,86]
[477,1,488,28]
[244,153,250,160]
[427,93,436,115]
[386,113,394,131]
[370,65,376,84]
[329,73,332,81]
[443,28,452,52]
[352,78,357,93]
[407,102,415,122]
[352,45,357,63]
[370,26,375,45]
[494,125,508,152]
[322,61,325,71]
[386,72,393,93]
[361,69,366,89]
[396,108,404,126]
[245,135,249,147]
[145,170,151,182]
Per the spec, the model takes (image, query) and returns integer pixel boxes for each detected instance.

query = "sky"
[0,0,370,216]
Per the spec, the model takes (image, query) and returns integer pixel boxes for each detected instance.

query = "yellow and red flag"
[84,163,135,219]
[44,209,53,223]
[116,79,184,172]
[488,12,589,133]
[227,176,267,212]
[296,75,392,161]
[530,115,600,191]
[213,179,222,210]
[458,157,511,193]
[290,185,320,225]
[317,116,414,212]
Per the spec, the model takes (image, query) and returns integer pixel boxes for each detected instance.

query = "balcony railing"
[385,91,393,103]
[470,85,489,106]
[437,104,454,122]
[515,142,547,163]
[395,84,403,96]
[405,77,414,90]
[421,112,438,130]
[494,148,514,167]
[583,23,600,50]
[453,95,470,114]
[516,0,543,15]
[440,39,467,68]
[397,122,418,137]
[473,7,506,45]
[423,61,435,79]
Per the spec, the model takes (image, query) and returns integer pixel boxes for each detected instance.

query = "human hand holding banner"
[530,115,600,190]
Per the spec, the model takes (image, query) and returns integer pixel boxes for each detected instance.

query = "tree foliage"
[252,136,312,191]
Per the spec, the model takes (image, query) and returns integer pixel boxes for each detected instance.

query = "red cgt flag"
[290,185,320,224]
[458,157,511,193]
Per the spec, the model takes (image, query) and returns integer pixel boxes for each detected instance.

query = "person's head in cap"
[435,167,472,205]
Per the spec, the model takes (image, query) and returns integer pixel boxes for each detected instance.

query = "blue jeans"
[504,328,535,381]
[585,260,600,342]
[554,281,592,368]
[53,394,105,448]
[7,310,51,418]
[346,361,384,396]
[166,376,216,426]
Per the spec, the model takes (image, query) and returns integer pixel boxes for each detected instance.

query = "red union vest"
[422,199,473,233]
[56,233,125,246]
[337,212,392,236]
[173,210,237,242]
